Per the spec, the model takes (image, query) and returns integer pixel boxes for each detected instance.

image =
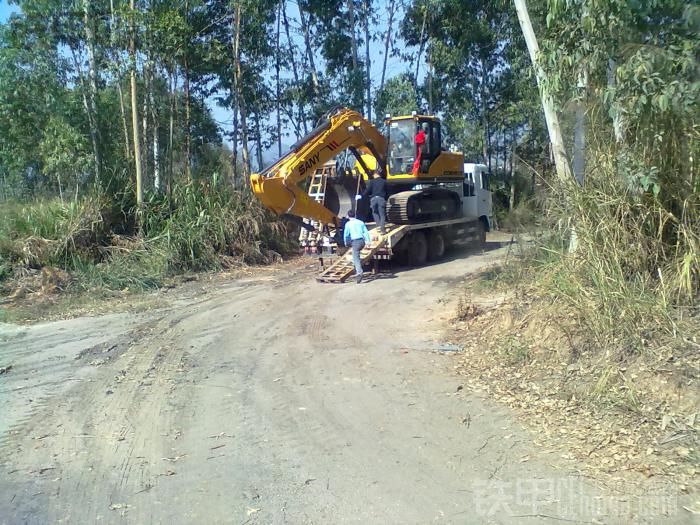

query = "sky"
[0,1,18,22]
[0,1,412,164]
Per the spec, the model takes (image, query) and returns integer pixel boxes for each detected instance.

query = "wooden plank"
[316,227,399,283]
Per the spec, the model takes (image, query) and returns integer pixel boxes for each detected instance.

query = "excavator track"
[386,188,462,224]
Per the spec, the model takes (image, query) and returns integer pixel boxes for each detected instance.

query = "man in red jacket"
[412,122,429,176]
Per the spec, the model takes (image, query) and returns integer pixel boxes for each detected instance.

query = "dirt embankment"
[448,289,699,490]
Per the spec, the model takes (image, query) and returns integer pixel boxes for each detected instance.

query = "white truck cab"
[462,163,493,231]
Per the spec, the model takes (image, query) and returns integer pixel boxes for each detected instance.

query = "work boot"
[356,273,363,284]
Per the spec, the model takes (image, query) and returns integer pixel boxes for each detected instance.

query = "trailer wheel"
[427,231,445,261]
[407,231,428,266]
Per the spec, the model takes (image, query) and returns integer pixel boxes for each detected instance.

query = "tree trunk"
[151,66,160,192]
[363,0,371,120]
[129,0,143,206]
[573,90,586,185]
[414,3,427,93]
[509,129,516,211]
[254,112,263,171]
[486,118,492,173]
[379,0,395,94]
[513,0,572,183]
[183,0,192,181]
[282,2,308,134]
[83,0,102,183]
[153,112,160,192]
[234,1,251,180]
[230,6,239,186]
[68,46,100,186]
[118,82,132,161]
[502,123,507,175]
[275,0,282,157]
[238,106,250,186]
[348,0,358,71]
[110,0,131,162]
[480,94,491,172]
[183,60,191,181]
[239,104,251,181]
[478,60,491,171]
[297,4,320,98]
[427,47,433,113]
[232,103,239,186]
[608,59,625,144]
[142,59,151,186]
[168,64,177,195]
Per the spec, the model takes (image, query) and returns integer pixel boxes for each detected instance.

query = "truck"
[250,108,493,282]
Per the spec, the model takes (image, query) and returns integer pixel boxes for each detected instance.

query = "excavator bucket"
[250,174,339,227]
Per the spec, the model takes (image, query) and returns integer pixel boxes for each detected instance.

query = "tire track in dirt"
[0,306,200,524]
[0,314,138,445]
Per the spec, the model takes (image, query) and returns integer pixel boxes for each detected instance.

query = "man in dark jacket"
[358,172,387,234]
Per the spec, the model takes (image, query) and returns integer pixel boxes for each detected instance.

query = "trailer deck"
[315,216,481,283]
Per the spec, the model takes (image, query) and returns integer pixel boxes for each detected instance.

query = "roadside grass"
[452,172,699,487]
[0,176,297,310]
[0,195,110,271]
[499,334,532,366]
[469,176,699,359]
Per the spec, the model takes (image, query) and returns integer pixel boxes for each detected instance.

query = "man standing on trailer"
[343,210,371,284]
[358,172,387,234]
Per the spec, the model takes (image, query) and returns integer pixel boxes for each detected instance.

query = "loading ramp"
[315,224,409,283]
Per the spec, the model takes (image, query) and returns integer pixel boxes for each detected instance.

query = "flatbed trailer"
[316,216,485,283]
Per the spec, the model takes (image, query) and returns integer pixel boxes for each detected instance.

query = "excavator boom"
[250,108,386,227]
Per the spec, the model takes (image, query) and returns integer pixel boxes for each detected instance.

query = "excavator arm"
[250,108,387,227]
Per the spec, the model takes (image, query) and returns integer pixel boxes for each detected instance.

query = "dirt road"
[0,237,689,524]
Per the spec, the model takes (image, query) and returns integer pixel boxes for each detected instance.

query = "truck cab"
[462,163,493,231]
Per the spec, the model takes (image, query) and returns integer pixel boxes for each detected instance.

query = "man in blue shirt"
[343,210,371,283]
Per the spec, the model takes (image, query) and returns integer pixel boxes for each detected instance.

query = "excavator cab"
[385,116,415,175]
[385,115,458,181]
[416,117,442,172]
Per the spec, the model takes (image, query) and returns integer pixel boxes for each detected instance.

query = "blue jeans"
[350,239,365,276]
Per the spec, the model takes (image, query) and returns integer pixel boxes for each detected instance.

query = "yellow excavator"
[250,107,465,229]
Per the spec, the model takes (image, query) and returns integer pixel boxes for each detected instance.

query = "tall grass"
[0,196,109,271]
[144,176,292,272]
[0,176,295,293]
[507,165,699,356]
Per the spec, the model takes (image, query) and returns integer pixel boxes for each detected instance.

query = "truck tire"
[407,231,428,266]
[427,231,445,261]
